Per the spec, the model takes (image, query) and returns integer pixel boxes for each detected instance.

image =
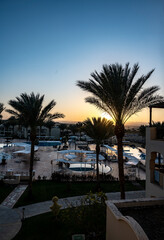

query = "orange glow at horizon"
[2,104,164,126]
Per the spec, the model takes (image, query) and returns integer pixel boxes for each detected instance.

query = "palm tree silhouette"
[0,103,5,122]
[77,63,163,199]
[44,113,65,137]
[7,116,18,136]
[83,117,114,184]
[45,120,56,137]
[6,92,64,196]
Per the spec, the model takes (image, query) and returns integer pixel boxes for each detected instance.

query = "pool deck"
[0,138,146,240]
[0,139,59,179]
[0,139,146,180]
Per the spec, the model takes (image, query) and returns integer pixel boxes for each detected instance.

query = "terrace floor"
[120,205,164,240]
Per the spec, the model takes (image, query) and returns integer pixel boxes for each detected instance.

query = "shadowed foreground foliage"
[14,180,145,207]
[14,192,107,240]
[0,181,16,203]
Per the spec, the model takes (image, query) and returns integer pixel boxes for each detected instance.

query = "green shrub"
[60,191,107,239]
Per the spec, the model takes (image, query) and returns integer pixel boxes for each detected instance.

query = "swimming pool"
[69,163,94,172]
[69,163,111,173]
[104,144,146,166]
[25,141,61,146]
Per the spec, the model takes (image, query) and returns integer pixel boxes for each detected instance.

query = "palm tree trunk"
[49,127,51,136]
[12,125,15,135]
[96,144,100,183]
[115,123,125,199]
[26,127,28,140]
[29,129,36,198]
[40,126,42,137]
[117,136,125,199]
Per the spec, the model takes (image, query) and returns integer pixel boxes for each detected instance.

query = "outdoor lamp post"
[51,160,53,177]
[22,207,25,221]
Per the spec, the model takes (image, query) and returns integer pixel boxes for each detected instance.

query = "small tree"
[7,116,18,136]
[83,117,114,184]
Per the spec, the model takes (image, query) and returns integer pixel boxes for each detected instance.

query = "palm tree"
[7,116,18,136]
[3,120,11,137]
[0,103,5,122]
[77,63,164,199]
[76,122,83,140]
[45,114,64,137]
[58,123,67,138]
[45,120,55,137]
[68,124,78,136]
[83,117,114,183]
[6,92,65,196]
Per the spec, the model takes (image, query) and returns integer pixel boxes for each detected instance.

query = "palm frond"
[39,100,56,121]
[83,117,114,143]
[77,63,163,125]
[7,92,64,128]
[47,113,65,121]
[0,103,5,115]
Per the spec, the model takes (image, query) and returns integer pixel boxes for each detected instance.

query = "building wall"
[146,127,164,198]
[0,124,61,139]
[106,201,148,240]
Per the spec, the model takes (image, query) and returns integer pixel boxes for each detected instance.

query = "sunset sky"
[0,0,164,125]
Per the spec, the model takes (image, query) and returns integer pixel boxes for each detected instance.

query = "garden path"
[0,190,145,240]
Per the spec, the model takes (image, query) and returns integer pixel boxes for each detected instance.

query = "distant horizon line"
[58,120,149,126]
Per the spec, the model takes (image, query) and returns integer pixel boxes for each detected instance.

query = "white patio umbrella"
[64,154,77,160]
[57,150,94,154]
[85,154,105,161]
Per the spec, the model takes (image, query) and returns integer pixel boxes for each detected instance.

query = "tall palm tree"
[77,63,164,199]
[83,117,114,183]
[6,92,65,196]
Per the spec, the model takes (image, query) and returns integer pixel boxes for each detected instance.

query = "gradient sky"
[0,0,164,125]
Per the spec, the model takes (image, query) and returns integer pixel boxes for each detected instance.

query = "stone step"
[1,184,28,208]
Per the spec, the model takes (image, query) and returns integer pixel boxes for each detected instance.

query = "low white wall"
[106,198,164,240]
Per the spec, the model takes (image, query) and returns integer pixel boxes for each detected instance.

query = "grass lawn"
[15,180,145,207]
[13,202,106,240]
[0,181,16,203]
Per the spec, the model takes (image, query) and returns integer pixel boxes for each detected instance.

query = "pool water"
[69,163,94,172]
[69,163,111,174]
[25,141,61,146]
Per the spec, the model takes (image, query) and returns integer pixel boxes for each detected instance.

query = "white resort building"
[146,103,164,198]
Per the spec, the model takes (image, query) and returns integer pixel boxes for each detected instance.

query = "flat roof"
[149,102,164,108]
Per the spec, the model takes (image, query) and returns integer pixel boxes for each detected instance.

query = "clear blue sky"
[0,0,164,124]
